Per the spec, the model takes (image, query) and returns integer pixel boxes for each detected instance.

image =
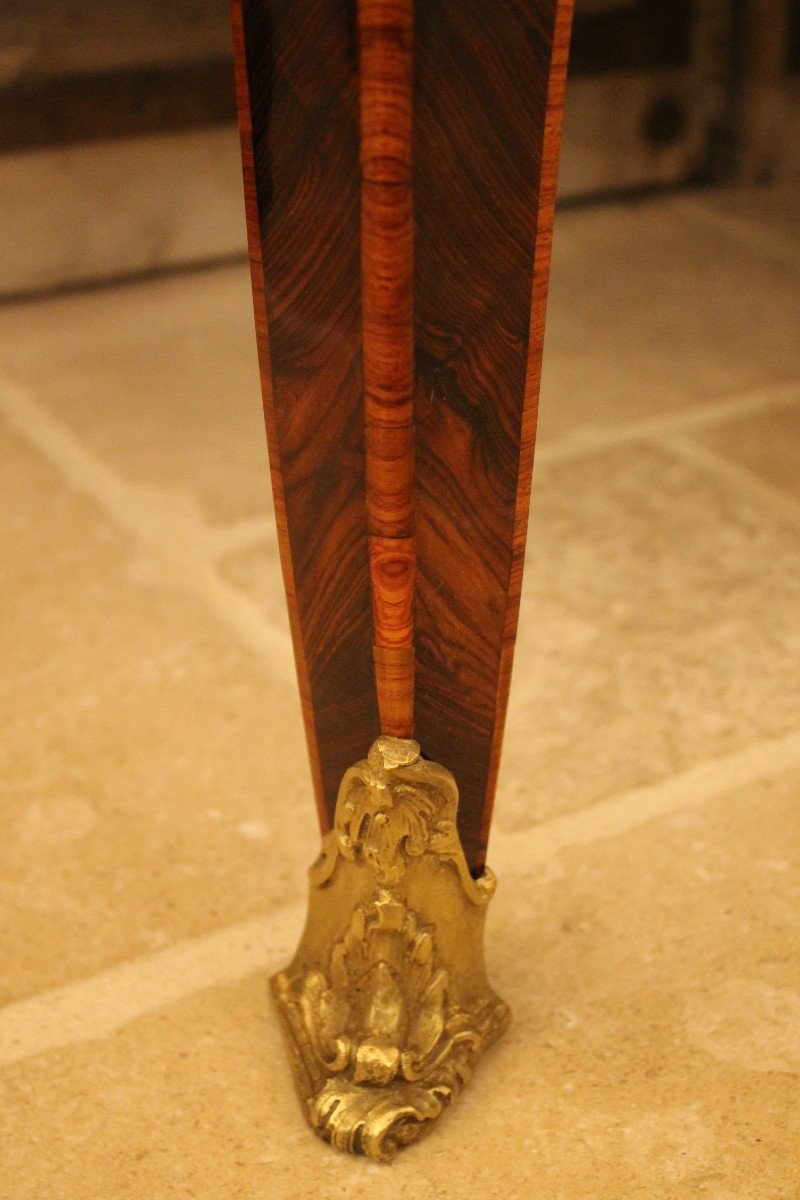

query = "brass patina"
[272,736,510,1161]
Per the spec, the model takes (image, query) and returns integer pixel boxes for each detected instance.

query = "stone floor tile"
[219,542,290,636]
[691,391,800,503]
[0,424,315,1004]
[676,184,800,261]
[0,265,270,524]
[1,768,797,1199]
[497,440,800,829]
[538,197,800,443]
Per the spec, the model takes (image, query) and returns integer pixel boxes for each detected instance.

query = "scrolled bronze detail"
[272,736,510,1161]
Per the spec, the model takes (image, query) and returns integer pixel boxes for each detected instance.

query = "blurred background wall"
[1,0,799,296]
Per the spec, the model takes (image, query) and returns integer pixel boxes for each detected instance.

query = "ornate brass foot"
[271,736,510,1161]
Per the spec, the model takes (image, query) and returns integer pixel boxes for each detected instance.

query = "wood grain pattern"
[232,0,379,831]
[232,0,573,868]
[413,0,573,870]
[358,0,416,737]
[486,0,574,865]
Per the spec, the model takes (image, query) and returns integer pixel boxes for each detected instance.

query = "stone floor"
[1,183,799,1198]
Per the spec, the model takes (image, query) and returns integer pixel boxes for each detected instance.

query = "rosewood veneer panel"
[233,0,572,869]
[414,1,571,869]
[233,0,379,829]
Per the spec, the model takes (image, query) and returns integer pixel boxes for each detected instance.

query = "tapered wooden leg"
[232,0,573,1159]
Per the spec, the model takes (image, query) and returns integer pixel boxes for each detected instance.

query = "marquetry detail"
[232,0,574,870]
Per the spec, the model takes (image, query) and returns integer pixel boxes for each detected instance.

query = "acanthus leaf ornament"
[271,737,510,1161]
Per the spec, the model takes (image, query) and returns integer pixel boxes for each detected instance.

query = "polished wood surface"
[232,0,378,832]
[359,0,416,738]
[414,0,574,870]
[232,0,573,869]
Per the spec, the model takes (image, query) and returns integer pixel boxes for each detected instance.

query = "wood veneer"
[359,0,416,739]
[232,0,573,871]
[413,0,573,870]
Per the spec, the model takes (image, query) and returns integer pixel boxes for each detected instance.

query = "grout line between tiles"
[3,726,800,1070]
[68,374,793,565]
[534,378,799,468]
[489,728,800,871]
[1,361,793,578]
[0,377,296,686]
[661,434,800,527]
[0,907,304,1070]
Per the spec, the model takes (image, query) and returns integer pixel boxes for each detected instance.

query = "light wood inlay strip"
[358,0,416,738]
